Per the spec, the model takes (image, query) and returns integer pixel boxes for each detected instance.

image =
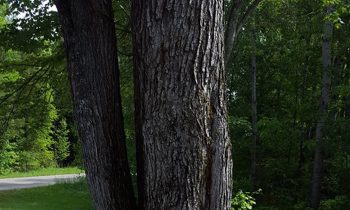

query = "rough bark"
[55,1,136,209]
[132,1,232,209]
[310,5,333,210]
[250,26,257,191]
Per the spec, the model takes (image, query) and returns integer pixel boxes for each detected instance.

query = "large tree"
[54,0,136,209]
[132,0,232,209]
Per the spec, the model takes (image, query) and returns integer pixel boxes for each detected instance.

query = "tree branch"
[224,0,243,64]
[0,67,47,107]
[0,63,39,69]
[237,0,263,34]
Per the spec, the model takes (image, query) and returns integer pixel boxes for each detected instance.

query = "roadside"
[0,167,83,179]
[0,174,85,191]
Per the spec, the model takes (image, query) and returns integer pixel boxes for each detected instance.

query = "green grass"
[0,167,84,179]
[0,180,93,210]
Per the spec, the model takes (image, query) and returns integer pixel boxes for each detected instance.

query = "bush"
[232,189,261,210]
[320,196,350,210]
[0,142,18,174]
[17,151,41,172]
[52,118,70,166]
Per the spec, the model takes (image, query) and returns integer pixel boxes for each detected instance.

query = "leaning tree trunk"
[132,1,232,209]
[55,1,136,209]
[310,5,333,210]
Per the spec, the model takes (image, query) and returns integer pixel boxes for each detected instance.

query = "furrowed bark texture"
[311,5,333,210]
[55,1,136,209]
[132,1,232,209]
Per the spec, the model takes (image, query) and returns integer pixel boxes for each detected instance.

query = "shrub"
[231,189,261,210]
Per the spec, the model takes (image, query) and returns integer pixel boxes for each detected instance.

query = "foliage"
[229,0,350,209]
[0,140,17,174]
[52,118,70,166]
[231,190,261,210]
[320,196,350,210]
[0,2,78,173]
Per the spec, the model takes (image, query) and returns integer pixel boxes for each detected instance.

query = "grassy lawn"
[0,167,84,179]
[0,180,92,210]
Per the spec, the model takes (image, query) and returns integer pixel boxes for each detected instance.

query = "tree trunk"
[250,26,257,191]
[132,1,232,209]
[55,1,136,209]
[310,5,333,210]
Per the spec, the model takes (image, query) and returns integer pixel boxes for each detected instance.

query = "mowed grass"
[0,180,93,210]
[0,167,84,179]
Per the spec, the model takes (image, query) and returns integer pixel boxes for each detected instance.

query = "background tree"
[311,4,334,210]
[229,0,350,209]
[250,20,258,191]
[0,1,75,172]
